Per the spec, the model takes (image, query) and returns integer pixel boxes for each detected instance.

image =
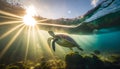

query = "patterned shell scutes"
[55,34,77,45]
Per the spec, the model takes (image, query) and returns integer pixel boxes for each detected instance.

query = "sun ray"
[33,26,46,56]
[36,18,50,22]
[24,26,31,63]
[0,24,23,40]
[0,10,23,19]
[36,26,55,57]
[31,26,37,58]
[30,26,41,59]
[0,21,23,25]
[10,36,24,59]
[0,15,22,20]
[37,22,76,28]
[0,25,25,59]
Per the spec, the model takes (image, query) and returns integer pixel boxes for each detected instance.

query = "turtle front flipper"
[52,39,58,51]
[47,37,53,48]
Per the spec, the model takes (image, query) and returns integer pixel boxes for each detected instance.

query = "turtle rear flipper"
[52,39,58,51]
[77,46,83,51]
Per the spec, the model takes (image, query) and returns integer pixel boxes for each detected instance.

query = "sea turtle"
[47,31,83,51]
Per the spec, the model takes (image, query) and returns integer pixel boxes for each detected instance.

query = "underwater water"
[0,0,120,69]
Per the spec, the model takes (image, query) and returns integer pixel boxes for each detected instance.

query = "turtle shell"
[54,34,78,46]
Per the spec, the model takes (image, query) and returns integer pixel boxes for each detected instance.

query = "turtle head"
[48,31,55,37]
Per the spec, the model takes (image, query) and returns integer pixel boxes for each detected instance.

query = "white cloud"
[91,0,99,7]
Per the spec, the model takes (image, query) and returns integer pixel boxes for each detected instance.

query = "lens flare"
[23,15,36,26]
[23,6,36,26]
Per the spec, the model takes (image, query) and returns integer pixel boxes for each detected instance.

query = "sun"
[23,15,36,26]
[23,6,36,26]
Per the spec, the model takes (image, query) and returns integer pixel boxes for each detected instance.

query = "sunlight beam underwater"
[24,26,31,63]
[0,21,23,25]
[0,25,25,59]
[0,10,23,19]
[0,24,24,40]
[0,15,22,20]
[36,26,56,57]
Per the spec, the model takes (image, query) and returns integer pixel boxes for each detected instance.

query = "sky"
[7,0,103,19]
